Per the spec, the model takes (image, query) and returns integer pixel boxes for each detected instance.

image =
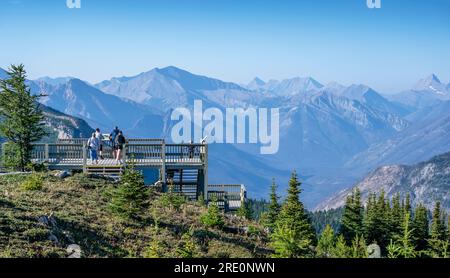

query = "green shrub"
[108,166,149,220]
[160,183,186,212]
[176,226,200,258]
[237,201,254,220]
[143,236,164,258]
[26,163,48,172]
[21,173,44,191]
[200,199,224,229]
[247,225,261,237]
[270,223,312,258]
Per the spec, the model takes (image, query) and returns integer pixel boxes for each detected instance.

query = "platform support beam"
[203,144,208,202]
[82,143,87,173]
[161,140,166,192]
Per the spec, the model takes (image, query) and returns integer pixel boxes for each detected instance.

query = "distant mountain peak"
[156,65,190,76]
[251,77,265,85]
[36,76,75,86]
[426,73,441,83]
[246,77,266,90]
[413,74,446,92]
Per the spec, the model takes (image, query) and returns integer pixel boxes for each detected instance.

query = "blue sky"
[0,0,449,93]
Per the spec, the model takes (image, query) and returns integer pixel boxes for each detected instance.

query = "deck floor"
[33,158,203,168]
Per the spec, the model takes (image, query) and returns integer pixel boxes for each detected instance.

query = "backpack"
[115,134,125,145]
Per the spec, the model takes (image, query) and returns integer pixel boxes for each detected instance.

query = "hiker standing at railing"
[87,132,100,165]
[109,126,120,159]
[188,140,195,159]
[115,131,126,165]
[95,128,104,160]
[200,137,207,161]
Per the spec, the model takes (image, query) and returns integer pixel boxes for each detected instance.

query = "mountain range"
[1,66,449,208]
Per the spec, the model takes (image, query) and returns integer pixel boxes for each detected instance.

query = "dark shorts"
[99,145,103,151]
[117,144,124,150]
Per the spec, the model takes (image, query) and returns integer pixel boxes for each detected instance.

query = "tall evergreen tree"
[411,204,429,251]
[0,64,47,171]
[262,179,281,231]
[430,202,446,241]
[387,213,417,258]
[272,171,315,257]
[389,193,403,238]
[340,188,363,243]
[404,193,411,216]
[364,191,390,250]
[447,215,450,242]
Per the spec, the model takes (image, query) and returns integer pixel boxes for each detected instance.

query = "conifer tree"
[263,179,281,231]
[411,204,429,251]
[200,197,225,229]
[340,188,363,243]
[0,64,47,171]
[237,200,254,220]
[108,165,149,220]
[316,224,335,258]
[389,193,403,238]
[277,171,315,240]
[349,234,367,258]
[270,223,311,258]
[388,213,417,258]
[447,215,450,242]
[331,235,349,258]
[364,191,390,249]
[404,193,411,215]
[430,202,446,241]
[272,171,315,257]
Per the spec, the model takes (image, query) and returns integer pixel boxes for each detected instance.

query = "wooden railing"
[31,143,85,164]
[57,138,165,145]
[207,184,246,211]
[14,139,208,169]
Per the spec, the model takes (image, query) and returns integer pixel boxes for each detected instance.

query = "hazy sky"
[0,0,449,93]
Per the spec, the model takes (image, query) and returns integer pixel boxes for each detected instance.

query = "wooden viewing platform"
[0,138,246,211]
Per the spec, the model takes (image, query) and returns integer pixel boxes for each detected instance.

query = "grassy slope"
[0,173,271,258]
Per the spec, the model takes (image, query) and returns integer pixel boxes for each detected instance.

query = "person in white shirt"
[87,133,100,164]
[95,128,104,159]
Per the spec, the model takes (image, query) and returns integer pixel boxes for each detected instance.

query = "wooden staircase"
[169,169,199,201]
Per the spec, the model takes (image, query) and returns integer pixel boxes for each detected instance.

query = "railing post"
[82,143,87,173]
[203,143,208,202]
[240,184,246,206]
[44,144,49,163]
[123,144,127,168]
[161,140,166,192]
